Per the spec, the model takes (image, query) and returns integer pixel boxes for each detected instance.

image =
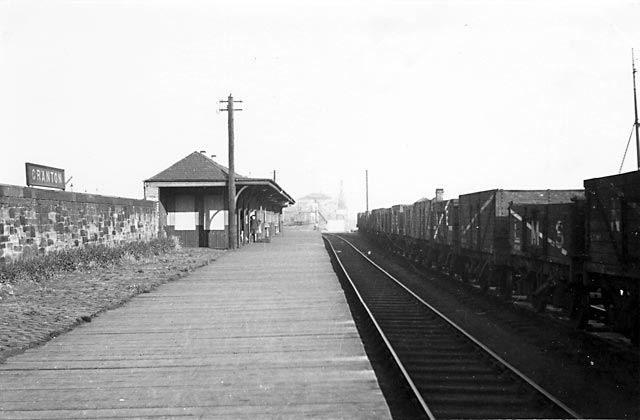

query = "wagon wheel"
[443,252,452,274]
[551,280,570,310]
[521,271,537,303]
[608,289,638,340]
[568,287,590,329]
[479,265,490,291]
[630,307,639,347]
[459,259,470,283]
[500,269,513,301]
[627,291,639,346]
[476,261,490,290]
[531,286,549,313]
[453,255,464,279]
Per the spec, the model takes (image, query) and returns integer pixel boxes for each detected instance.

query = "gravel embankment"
[0,247,225,363]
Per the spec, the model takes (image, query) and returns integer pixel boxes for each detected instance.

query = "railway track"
[324,233,581,420]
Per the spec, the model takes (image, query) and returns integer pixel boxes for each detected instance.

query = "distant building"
[283,182,350,232]
[282,193,331,229]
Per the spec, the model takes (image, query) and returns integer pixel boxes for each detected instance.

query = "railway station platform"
[0,230,391,419]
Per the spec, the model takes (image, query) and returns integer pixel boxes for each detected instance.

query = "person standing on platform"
[250,215,257,242]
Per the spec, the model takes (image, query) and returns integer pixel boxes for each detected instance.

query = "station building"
[143,151,295,249]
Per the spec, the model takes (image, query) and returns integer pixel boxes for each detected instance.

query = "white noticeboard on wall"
[174,212,197,231]
[209,210,227,230]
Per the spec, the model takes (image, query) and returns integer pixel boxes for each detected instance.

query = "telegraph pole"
[219,94,242,249]
[365,169,369,214]
[633,50,640,169]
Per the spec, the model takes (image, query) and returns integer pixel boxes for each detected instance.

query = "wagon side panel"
[585,171,640,278]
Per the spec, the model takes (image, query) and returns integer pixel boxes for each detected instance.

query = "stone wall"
[0,184,159,264]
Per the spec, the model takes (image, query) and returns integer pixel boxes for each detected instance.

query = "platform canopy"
[144,151,295,211]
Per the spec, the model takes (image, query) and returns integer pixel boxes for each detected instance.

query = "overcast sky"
[1,0,639,218]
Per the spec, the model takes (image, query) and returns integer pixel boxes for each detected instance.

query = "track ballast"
[323,233,580,420]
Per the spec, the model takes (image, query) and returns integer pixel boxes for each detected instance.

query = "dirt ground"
[0,247,224,363]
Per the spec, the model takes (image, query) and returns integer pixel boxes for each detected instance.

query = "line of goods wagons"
[357,171,639,343]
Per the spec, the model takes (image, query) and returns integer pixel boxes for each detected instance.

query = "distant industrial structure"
[283,182,351,232]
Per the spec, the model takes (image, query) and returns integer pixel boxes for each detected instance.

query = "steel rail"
[323,235,437,420]
[327,233,582,420]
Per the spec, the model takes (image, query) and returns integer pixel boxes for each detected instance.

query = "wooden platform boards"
[0,230,391,420]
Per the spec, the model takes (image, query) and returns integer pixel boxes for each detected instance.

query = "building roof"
[145,151,244,182]
[299,192,333,202]
[144,151,295,208]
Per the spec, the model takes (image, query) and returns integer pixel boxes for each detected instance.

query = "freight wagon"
[508,199,585,314]
[582,171,639,339]
[357,173,639,343]
[456,189,583,296]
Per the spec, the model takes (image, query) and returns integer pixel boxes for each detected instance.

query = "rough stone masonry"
[0,184,159,264]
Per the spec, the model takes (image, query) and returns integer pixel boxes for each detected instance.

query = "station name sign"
[25,162,66,190]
